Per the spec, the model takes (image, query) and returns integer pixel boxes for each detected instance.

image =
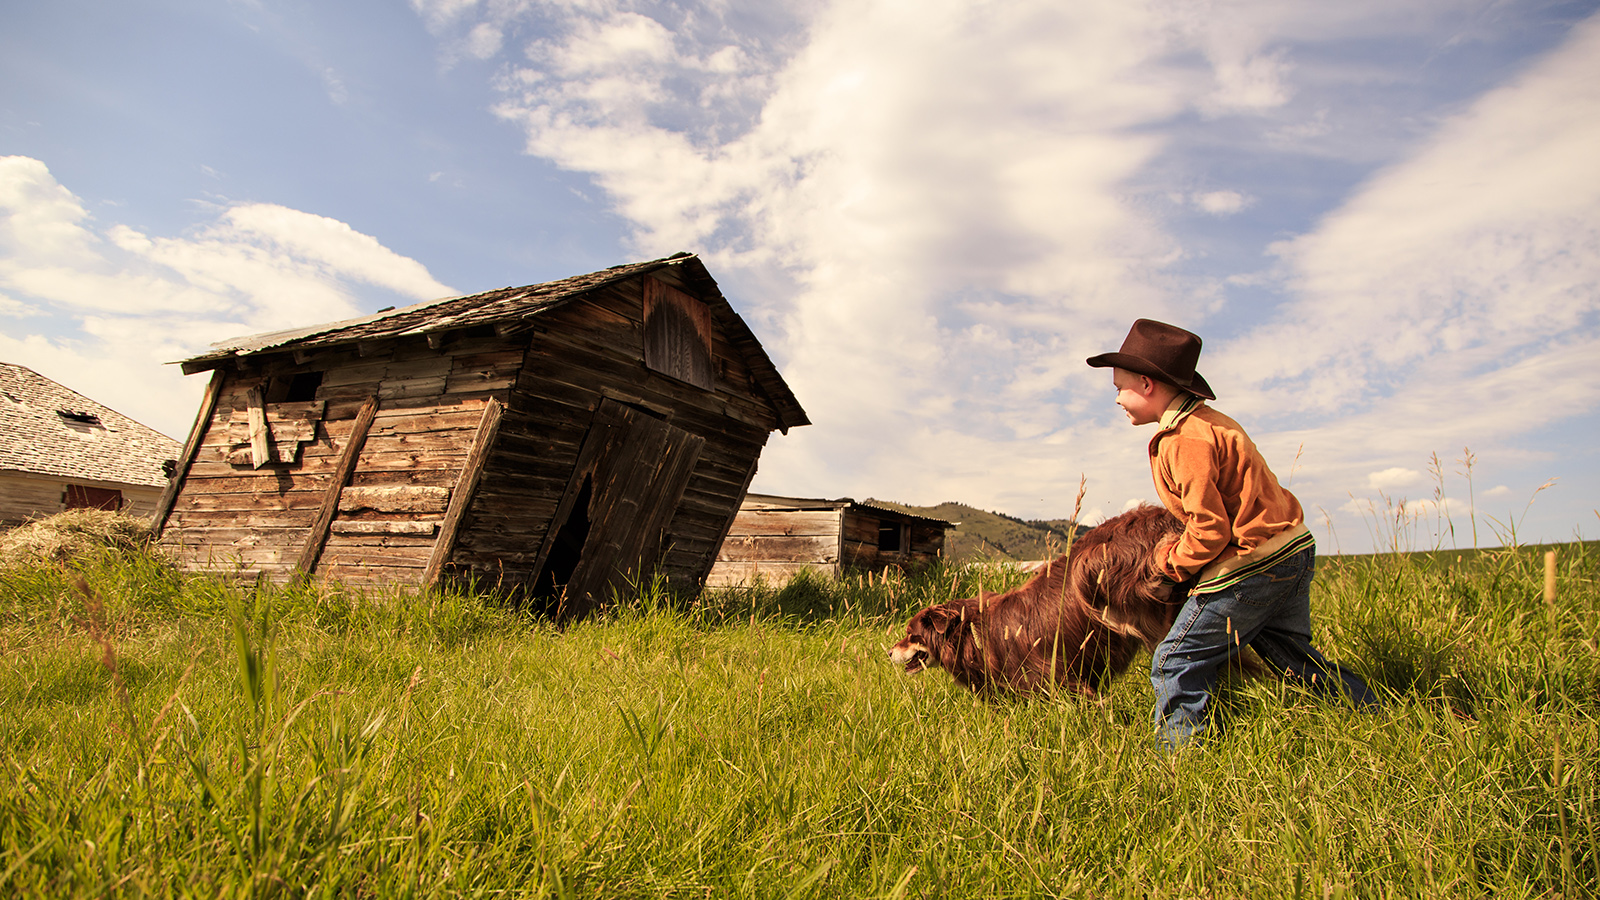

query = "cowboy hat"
[1086,318,1215,400]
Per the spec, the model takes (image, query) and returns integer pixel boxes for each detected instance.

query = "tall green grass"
[1,539,1595,898]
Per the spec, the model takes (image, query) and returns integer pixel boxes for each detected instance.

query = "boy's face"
[1112,368,1167,426]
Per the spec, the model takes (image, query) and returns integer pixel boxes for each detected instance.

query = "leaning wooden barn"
[705,494,953,586]
[155,253,808,617]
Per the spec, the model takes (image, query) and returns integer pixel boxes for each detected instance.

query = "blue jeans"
[1152,545,1378,750]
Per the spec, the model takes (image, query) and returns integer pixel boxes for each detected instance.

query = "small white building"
[0,362,181,526]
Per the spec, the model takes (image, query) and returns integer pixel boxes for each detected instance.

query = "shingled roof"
[177,252,809,431]
[0,363,182,488]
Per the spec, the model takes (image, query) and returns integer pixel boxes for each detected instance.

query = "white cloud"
[1192,190,1250,215]
[1216,14,1600,416]
[0,156,101,264]
[1367,467,1421,492]
[1205,48,1293,113]
[465,21,504,58]
[425,0,1600,548]
[1192,15,1600,549]
[0,292,40,317]
[0,158,458,437]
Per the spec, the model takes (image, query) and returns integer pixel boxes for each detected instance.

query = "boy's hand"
[1146,534,1182,601]
[1152,534,1180,578]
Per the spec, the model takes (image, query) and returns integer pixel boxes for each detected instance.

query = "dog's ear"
[926,606,961,635]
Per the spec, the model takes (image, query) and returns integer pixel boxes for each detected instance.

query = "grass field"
[1,524,1597,897]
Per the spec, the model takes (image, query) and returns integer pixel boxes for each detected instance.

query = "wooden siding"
[159,263,795,610]
[445,279,774,599]
[160,335,519,581]
[708,503,949,586]
[0,472,165,526]
[840,511,946,571]
[705,508,843,587]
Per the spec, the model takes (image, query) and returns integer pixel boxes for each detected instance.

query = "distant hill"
[865,499,1086,564]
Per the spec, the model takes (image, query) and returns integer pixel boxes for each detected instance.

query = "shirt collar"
[1155,392,1205,436]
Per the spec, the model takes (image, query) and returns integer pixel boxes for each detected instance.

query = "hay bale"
[0,509,157,567]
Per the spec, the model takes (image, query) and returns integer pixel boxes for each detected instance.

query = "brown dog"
[888,505,1189,696]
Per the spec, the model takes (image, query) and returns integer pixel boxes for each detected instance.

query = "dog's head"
[888,603,968,674]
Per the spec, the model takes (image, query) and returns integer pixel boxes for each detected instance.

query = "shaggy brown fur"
[888,505,1193,696]
[1067,504,1188,651]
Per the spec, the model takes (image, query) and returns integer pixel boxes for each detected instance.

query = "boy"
[1087,319,1377,750]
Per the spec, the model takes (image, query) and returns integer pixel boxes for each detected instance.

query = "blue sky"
[3,0,1597,553]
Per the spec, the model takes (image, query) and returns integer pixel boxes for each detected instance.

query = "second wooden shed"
[706,494,953,586]
[156,253,807,617]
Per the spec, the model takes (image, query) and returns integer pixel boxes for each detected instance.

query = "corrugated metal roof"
[742,493,955,529]
[178,253,810,432]
[0,363,182,487]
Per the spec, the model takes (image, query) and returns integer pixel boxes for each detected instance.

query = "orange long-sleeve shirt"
[1148,394,1310,592]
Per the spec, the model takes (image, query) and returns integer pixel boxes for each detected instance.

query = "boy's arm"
[1157,435,1234,581]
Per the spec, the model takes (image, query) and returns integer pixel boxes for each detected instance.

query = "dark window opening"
[65,485,122,511]
[266,372,323,403]
[285,371,323,402]
[878,522,904,553]
[57,409,102,426]
[532,475,593,612]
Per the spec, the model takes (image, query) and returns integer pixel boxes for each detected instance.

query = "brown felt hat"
[1086,318,1215,400]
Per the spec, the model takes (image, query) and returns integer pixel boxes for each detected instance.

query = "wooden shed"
[155,253,808,617]
[1,362,181,526]
[705,494,953,586]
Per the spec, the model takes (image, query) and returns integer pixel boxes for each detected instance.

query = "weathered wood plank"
[297,393,379,573]
[174,492,328,513]
[188,448,468,478]
[347,470,459,489]
[366,409,487,434]
[319,532,438,550]
[724,510,843,536]
[703,561,836,587]
[329,520,440,535]
[246,385,269,469]
[155,369,224,537]
[165,507,322,529]
[316,563,427,583]
[424,398,503,586]
[337,485,451,513]
[715,534,837,563]
[843,516,880,545]
[320,355,452,388]
[172,472,337,495]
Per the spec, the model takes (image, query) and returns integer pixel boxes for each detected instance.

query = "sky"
[3,0,1598,554]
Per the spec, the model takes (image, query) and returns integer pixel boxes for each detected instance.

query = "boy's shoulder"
[1154,399,1254,447]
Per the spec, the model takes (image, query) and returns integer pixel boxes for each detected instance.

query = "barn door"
[532,398,704,619]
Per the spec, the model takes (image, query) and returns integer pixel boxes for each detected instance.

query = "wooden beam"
[296,393,380,574]
[153,369,225,538]
[692,451,762,589]
[246,385,269,468]
[423,397,504,587]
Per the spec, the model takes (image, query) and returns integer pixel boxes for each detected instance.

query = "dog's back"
[1068,505,1187,650]
[890,555,1142,696]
